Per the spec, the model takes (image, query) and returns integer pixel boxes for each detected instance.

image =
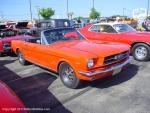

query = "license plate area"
[112,67,122,76]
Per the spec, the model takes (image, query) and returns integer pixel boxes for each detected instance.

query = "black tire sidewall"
[59,62,81,89]
[132,43,150,61]
[0,52,2,57]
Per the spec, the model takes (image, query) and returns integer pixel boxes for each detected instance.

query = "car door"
[84,25,107,40]
[32,44,56,68]
[31,30,60,69]
[21,41,39,63]
[22,41,55,69]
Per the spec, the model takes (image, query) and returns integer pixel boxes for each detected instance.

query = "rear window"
[56,20,70,27]
[90,25,100,32]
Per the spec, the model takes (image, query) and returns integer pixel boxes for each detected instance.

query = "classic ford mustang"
[80,23,150,61]
[12,27,130,88]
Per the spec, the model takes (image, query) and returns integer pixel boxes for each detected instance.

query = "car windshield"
[113,24,136,33]
[43,28,84,44]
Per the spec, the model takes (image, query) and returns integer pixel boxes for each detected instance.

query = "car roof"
[94,22,126,26]
[42,27,75,32]
[39,19,70,23]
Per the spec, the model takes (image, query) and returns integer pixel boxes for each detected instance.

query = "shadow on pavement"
[91,63,139,88]
[0,52,17,57]
[0,60,139,113]
[0,60,21,82]
[0,59,16,66]
[78,63,139,89]
[0,60,72,113]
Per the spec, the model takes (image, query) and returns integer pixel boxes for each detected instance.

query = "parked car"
[12,27,130,88]
[80,23,150,61]
[30,19,72,37]
[37,19,71,28]
[15,21,30,35]
[0,29,32,56]
[0,80,29,113]
[0,24,7,30]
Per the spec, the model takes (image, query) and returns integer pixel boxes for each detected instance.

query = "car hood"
[0,80,27,113]
[54,40,129,58]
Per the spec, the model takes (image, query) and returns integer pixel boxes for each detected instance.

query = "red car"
[0,28,32,56]
[0,80,29,113]
[80,23,150,61]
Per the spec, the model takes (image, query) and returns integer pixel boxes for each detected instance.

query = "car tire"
[132,43,150,61]
[0,52,3,57]
[17,50,29,65]
[59,62,81,89]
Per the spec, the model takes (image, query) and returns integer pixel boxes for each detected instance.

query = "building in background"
[133,8,147,19]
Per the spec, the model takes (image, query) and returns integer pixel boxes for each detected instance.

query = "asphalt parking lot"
[0,55,150,113]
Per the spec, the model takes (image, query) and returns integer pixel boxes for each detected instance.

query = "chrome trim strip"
[79,58,130,76]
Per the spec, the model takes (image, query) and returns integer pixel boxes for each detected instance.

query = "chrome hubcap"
[18,52,24,62]
[61,66,75,84]
[135,46,147,59]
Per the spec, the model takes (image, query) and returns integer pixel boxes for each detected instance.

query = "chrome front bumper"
[79,58,130,76]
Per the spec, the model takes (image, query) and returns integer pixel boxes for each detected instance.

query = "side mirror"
[36,40,41,44]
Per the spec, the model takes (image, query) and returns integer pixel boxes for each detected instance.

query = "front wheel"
[59,62,81,89]
[17,50,29,65]
[132,43,150,61]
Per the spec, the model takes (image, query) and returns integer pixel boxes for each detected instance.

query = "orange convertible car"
[12,28,130,88]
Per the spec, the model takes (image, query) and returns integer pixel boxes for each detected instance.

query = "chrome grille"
[104,51,129,64]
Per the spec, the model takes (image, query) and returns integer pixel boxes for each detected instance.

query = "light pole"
[93,0,95,9]
[35,6,40,22]
[67,0,69,19]
[29,0,33,22]
[123,8,126,17]
[147,0,149,18]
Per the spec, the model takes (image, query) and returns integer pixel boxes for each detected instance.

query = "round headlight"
[87,59,94,68]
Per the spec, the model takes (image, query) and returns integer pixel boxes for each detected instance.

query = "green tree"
[39,8,55,20]
[111,15,122,18]
[111,15,127,18]
[77,16,83,20]
[89,8,100,19]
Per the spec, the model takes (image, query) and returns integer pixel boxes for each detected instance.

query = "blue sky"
[0,0,149,20]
